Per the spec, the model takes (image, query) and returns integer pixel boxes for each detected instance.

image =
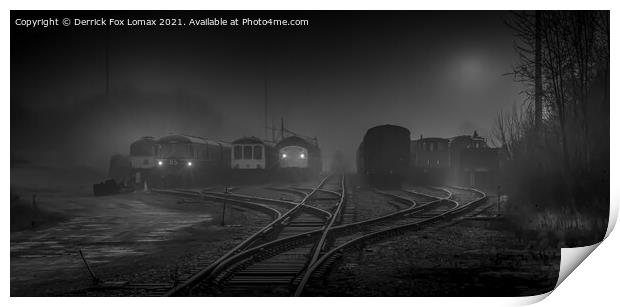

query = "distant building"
[410,136,450,184]
[449,131,499,187]
[409,131,501,187]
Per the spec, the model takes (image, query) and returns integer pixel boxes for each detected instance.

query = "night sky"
[11,11,524,171]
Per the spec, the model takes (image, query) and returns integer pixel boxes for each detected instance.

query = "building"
[409,131,501,187]
[410,136,450,184]
[449,131,499,187]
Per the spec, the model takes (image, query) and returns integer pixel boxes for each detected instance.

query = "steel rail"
[189,175,340,293]
[200,190,332,219]
[163,175,334,296]
[264,186,309,198]
[402,189,446,202]
[292,175,346,295]
[286,186,343,198]
[293,187,487,296]
[151,189,283,220]
[330,193,436,233]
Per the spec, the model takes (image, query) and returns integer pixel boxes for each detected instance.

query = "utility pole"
[263,36,269,141]
[221,186,228,226]
[264,71,268,140]
[281,117,285,139]
[271,118,276,142]
[105,30,110,105]
[497,185,502,216]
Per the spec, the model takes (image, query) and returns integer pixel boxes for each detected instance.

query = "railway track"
[293,186,487,296]
[151,183,485,296]
[197,188,331,218]
[157,174,344,296]
[153,188,287,219]
[193,175,346,296]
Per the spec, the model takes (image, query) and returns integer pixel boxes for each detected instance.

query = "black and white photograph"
[9,7,612,300]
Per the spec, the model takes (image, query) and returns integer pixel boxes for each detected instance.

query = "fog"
[11,11,525,172]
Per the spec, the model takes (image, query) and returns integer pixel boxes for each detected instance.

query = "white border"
[4,1,617,306]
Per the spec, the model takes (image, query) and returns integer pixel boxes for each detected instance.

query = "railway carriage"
[129,136,157,188]
[152,134,231,187]
[231,136,277,170]
[357,125,410,187]
[230,136,277,183]
[276,136,322,180]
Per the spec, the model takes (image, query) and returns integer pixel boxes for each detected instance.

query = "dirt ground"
[10,168,562,297]
[10,191,272,296]
[304,198,561,297]
[10,167,322,297]
[349,188,408,222]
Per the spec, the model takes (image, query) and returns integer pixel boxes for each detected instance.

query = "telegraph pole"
[263,35,270,140]
[221,186,228,226]
[264,70,268,140]
[497,185,502,216]
[105,30,110,105]
[281,117,285,139]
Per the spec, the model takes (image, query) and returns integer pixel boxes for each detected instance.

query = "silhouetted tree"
[494,11,609,235]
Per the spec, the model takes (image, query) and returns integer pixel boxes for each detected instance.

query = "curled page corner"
[604,198,618,239]
[511,202,617,305]
[507,291,553,306]
[555,243,601,288]
[534,200,618,302]
[505,244,604,305]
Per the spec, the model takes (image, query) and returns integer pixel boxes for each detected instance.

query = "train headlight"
[282,153,287,158]
[187,161,193,167]
[300,153,305,159]
[157,160,163,166]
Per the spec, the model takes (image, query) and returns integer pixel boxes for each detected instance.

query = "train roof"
[364,124,410,139]
[232,136,276,146]
[366,124,410,133]
[131,136,156,144]
[157,134,229,146]
[277,135,319,149]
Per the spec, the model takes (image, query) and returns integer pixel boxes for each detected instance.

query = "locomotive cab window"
[243,145,252,160]
[253,145,262,160]
[234,145,242,159]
